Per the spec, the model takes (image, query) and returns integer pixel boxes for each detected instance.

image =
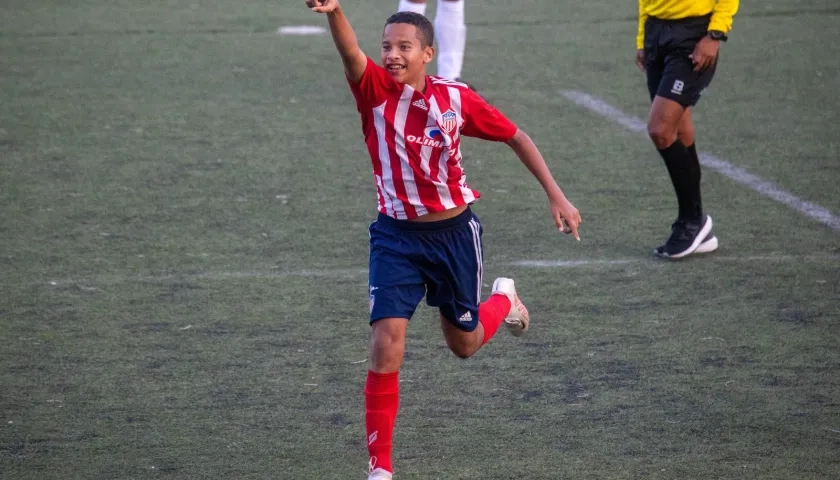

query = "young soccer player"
[636,0,739,259]
[304,1,582,478]
[396,0,467,82]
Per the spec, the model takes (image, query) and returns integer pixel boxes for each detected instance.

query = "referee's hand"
[689,36,720,72]
[635,49,646,73]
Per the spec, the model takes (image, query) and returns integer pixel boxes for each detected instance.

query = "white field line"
[510,254,840,268]
[49,254,840,286]
[276,26,326,35]
[559,90,840,232]
[50,268,369,286]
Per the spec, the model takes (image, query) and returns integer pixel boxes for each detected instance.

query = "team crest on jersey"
[439,110,458,134]
[419,109,458,148]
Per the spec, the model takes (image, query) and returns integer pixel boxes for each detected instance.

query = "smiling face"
[380,22,434,86]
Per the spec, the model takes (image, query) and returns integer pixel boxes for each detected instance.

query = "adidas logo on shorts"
[458,312,472,323]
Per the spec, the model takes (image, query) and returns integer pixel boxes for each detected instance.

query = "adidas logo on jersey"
[458,312,473,323]
[412,99,428,111]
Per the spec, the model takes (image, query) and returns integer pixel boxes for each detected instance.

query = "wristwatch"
[707,30,728,42]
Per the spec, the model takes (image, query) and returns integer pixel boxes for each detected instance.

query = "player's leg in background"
[674,100,718,254]
[648,95,689,188]
[434,0,466,80]
[398,0,471,84]
[397,0,426,16]
[677,108,702,219]
[678,107,695,148]
[643,25,692,216]
[643,25,689,188]
[647,95,713,257]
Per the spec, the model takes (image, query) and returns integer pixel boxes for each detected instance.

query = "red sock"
[365,370,400,473]
[478,293,511,344]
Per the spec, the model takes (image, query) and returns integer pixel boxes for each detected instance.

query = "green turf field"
[2,1,839,479]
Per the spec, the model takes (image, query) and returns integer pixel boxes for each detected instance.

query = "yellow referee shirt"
[637,0,740,49]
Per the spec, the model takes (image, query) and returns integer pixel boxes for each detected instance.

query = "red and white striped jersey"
[347,57,518,220]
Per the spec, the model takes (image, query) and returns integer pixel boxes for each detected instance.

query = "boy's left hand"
[550,196,582,241]
[305,0,340,13]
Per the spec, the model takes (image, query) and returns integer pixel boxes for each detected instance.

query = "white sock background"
[397,0,427,15]
[434,0,466,80]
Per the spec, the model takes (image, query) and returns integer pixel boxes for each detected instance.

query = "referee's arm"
[636,0,649,50]
[709,0,739,34]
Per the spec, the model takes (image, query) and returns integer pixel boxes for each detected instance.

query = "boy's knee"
[450,344,478,359]
[370,318,408,371]
[373,325,401,346]
[370,340,404,371]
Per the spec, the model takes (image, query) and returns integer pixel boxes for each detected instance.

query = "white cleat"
[491,277,530,337]
[367,467,393,480]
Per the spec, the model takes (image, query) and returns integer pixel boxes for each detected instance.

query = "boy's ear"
[423,45,435,64]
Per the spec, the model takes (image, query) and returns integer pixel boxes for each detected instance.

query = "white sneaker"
[694,233,719,254]
[491,277,530,337]
[367,467,392,480]
[653,215,714,259]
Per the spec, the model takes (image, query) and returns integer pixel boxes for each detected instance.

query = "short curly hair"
[384,11,435,48]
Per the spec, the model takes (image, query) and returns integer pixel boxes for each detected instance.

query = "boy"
[305,1,582,478]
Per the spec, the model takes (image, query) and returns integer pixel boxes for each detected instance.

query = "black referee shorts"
[643,14,716,107]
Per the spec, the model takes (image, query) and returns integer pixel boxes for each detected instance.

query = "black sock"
[685,143,704,220]
[657,140,703,221]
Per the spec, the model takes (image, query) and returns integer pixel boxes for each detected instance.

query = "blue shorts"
[368,207,483,331]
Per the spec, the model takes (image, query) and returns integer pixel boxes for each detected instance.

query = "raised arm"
[307,0,368,83]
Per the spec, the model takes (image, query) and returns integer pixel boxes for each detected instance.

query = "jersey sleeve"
[347,57,398,109]
[636,0,648,50]
[709,0,739,33]
[459,88,518,142]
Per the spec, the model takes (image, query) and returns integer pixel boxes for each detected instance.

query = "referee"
[636,0,739,259]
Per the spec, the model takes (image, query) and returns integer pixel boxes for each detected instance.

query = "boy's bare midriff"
[407,204,467,222]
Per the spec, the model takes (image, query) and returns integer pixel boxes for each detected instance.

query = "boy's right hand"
[549,194,582,241]
[305,0,340,13]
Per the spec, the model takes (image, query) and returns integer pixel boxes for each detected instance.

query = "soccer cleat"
[367,468,392,480]
[367,458,392,480]
[653,215,714,259]
[491,277,530,336]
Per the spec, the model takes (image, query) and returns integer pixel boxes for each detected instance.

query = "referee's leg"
[646,88,711,257]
